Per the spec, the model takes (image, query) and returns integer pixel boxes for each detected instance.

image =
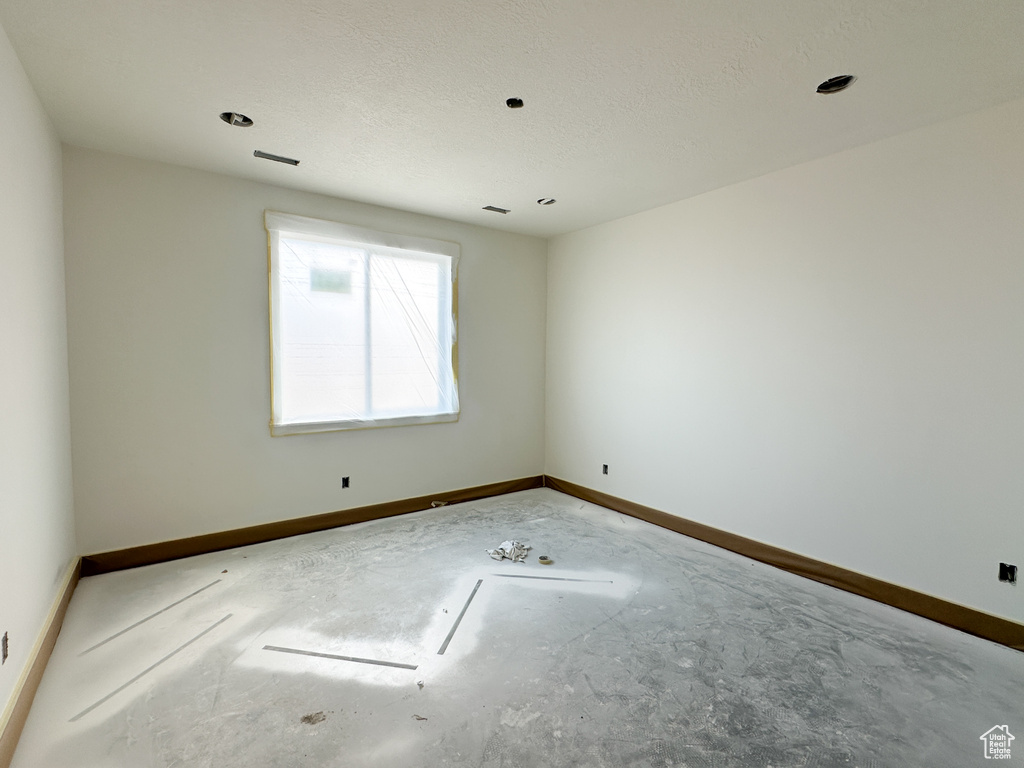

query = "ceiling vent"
[220,111,253,127]
[537,198,556,206]
[483,205,510,214]
[816,75,856,94]
[254,150,299,166]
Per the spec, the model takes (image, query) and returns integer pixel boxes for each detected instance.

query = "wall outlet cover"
[998,562,1017,584]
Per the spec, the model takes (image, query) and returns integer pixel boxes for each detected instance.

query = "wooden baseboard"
[0,559,81,768]
[82,476,545,576]
[544,476,1024,652]
[78,473,1023,652]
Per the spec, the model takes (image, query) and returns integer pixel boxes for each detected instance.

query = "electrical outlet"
[602,464,608,475]
[2,632,8,664]
[998,563,1017,584]
[341,476,350,489]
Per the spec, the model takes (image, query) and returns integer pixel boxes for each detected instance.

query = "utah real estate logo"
[980,725,1014,759]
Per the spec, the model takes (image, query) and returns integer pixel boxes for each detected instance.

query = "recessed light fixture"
[220,111,253,127]
[816,75,856,94]
[254,150,299,166]
[506,97,524,109]
[483,205,511,214]
[537,198,556,206]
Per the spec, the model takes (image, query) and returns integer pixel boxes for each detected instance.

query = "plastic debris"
[538,555,553,565]
[487,540,531,563]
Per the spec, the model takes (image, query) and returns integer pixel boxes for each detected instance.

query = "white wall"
[0,24,77,714]
[63,147,547,555]
[547,98,1024,623]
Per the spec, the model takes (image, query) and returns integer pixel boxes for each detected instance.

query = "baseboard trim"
[77,473,1023,651]
[0,559,81,768]
[544,476,1024,652]
[82,475,546,576]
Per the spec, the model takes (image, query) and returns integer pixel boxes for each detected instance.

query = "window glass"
[266,211,459,435]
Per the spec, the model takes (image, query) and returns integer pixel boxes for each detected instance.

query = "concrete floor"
[12,488,1024,767]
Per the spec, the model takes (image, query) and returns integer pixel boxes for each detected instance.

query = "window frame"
[265,210,460,436]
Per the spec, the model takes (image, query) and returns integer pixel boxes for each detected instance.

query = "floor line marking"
[70,614,232,722]
[80,579,223,655]
[437,579,483,655]
[263,645,418,670]
[491,574,613,583]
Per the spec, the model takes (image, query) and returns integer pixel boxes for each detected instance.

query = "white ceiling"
[2,0,1023,237]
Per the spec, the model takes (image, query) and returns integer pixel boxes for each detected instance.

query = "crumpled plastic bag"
[486,540,531,563]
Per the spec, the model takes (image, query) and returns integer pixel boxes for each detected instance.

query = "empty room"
[1,1,1023,766]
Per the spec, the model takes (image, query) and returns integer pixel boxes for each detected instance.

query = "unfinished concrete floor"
[12,489,1024,767]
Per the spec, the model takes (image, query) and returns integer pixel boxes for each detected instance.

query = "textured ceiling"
[2,0,1023,237]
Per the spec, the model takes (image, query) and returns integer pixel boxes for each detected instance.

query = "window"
[265,211,459,435]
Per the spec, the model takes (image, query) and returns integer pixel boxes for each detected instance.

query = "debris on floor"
[412,714,428,721]
[300,711,326,725]
[487,540,531,562]
[538,555,553,565]
[417,680,425,689]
